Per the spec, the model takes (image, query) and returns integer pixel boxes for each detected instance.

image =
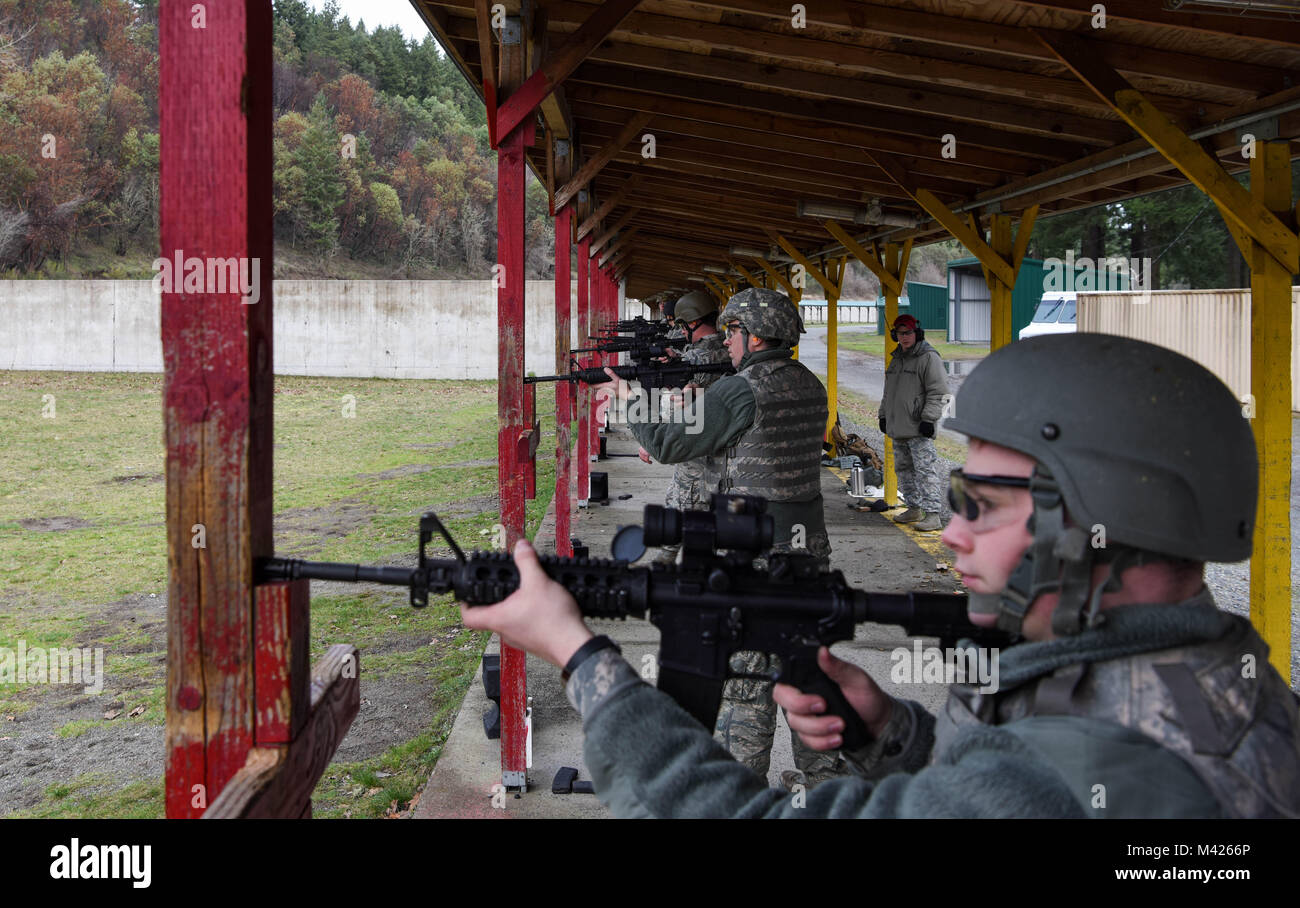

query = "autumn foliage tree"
[1,0,556,278]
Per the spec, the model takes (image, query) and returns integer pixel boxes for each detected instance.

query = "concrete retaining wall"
[0,280,581,379]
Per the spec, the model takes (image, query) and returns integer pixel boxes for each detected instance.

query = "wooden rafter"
[1036,29,1298,269]
[495,0,641,140]
[554,111,652,211]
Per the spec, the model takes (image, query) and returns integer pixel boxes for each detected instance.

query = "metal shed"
[947,255,1127,342]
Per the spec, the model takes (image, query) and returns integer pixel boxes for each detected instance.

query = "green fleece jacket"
[627,347,826,548]
[880,338,949,440]
[564,595,1237,818]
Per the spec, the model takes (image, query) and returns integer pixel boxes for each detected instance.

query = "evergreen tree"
[293,96,344,254]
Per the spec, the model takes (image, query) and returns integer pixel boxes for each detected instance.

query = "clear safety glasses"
[947,469,1032,533]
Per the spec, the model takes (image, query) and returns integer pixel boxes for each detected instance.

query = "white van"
[1019,292,1077,340]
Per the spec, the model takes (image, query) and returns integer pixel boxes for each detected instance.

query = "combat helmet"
[720,288,804,348]
[945,333,1257,636]
[673,290,716,325]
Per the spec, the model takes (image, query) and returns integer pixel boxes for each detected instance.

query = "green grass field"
[0,371,556,818]
[837,329,988,360]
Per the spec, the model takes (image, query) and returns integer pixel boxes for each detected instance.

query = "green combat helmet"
[720,288,803,348]
[944,333,1257,637]
[673,290,717,325]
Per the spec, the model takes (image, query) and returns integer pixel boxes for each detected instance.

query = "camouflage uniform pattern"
[714,651,843,785]
[702,333,836,782]
[720,288,803,347]
[715,357,827,503]
[664,332,731,515]
[935,591,1300,817]
[893,435,944,513]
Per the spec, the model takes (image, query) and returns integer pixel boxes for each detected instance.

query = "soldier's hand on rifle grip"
[459,540,594,670]
[775,647,894,751]
[602,367,634,402]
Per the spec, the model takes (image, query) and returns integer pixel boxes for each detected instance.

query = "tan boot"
[914,512,942,531]
[893,507,922,524]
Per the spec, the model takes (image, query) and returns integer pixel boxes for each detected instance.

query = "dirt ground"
[0,371,542,818]
[0,577,454,817]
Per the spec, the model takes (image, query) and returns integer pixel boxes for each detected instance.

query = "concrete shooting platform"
[414,425,963,819]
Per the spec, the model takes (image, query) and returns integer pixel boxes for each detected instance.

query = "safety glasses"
[724,324,744,338]
[947,469,1031,531]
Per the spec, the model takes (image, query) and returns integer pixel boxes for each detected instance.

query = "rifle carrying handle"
[795,666,872,752]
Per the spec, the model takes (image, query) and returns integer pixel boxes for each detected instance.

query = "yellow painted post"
[989,214,1014,351]
[788,269,803,361]
[883,242,901,507]
[824,256,847,448]
[1248,142,1293,684]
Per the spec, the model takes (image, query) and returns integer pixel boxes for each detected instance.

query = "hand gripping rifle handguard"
[257,495,1013,751]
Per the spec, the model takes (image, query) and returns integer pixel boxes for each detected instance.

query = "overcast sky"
[305,0,434,43]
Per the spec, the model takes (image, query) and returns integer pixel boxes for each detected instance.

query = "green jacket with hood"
[880,338,949,439]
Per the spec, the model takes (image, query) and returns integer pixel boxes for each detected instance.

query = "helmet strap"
[980,465,1108,637]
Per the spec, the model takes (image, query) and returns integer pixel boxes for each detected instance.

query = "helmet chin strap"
[968,465,1118,637]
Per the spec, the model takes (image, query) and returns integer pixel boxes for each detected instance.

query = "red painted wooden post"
[590,257,603,460]
[254,581,310,745]
[160,0,275,818]
[494,13,530,787]
[576,236,591,504]
[554,201,574,555]
[496,120,529,787]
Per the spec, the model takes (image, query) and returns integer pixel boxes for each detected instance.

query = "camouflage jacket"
[628,348,827,548]
[680,331,730,387]
[564,590,1300,818]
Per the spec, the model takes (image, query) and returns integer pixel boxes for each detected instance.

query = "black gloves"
[919,421,935,438]
[878,417,886,434]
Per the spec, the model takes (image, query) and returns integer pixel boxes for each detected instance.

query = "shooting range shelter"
[160,0,1300,813]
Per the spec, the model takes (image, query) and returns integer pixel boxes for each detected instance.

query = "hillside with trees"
[0,0,554,280]
[0,0,1282,291]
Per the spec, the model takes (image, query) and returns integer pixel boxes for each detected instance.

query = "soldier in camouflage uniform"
[650,291,734,564]
[616,288,838,784]
[463,333,1300,818]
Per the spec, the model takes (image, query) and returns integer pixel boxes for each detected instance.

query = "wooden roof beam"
[663,0,1296,88]
[578,123,989,199]
[595,162,911,210]
[491,0,1283,97]
[590,207,639,256]
[554,111,652,210]
[600,229,638,268]
[578,102,1010,190]
[573,64,1085,161]
[495,0,641,140]
[1037,28,1298,269]
[583,43,1132,145]
[563,83,1045,175]
[1008,0,1300,46]
[576,173,642,242]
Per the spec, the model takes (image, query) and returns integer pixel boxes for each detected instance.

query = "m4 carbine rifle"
[257,495,1012,750]
[573,337,686,358]
[524,360,734,392]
